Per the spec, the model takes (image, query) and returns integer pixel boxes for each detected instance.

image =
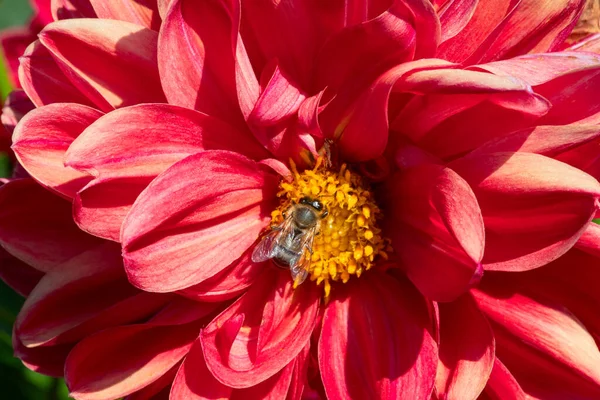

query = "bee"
[252,197,328,285]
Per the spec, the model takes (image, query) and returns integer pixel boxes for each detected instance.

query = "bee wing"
[251,229,280,263]
[289,226,317,286]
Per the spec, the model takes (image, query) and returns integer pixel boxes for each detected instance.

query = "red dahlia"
[1,0,600,399]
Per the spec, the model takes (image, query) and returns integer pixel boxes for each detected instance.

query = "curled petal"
[122,150,279,292]
[12,103,102,198]
[319,272,437,399]
[322,58,452,162]
[201,268,320,388]
[39,19,165,110]
[383,164,484,301]
[450,152,600,271]
[18,41,96,108]
[171,338,305,399]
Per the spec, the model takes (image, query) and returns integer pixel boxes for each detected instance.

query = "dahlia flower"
[2,0,600,399]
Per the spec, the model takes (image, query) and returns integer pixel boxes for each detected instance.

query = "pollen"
[273,159,390,297]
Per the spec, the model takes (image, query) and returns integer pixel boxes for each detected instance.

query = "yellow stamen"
[271,158,390,298]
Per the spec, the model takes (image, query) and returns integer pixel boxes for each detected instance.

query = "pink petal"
[319,271,437,399]
[158,0,246,129]
[89,0,161,31]
[65,320,201,400]
[383,164,484,301]
[0,246,44,297]
[450,152,600,271]
[18,40,97,108]
[122,150,279,292]
[12,103,102,198]
[0,179,103,272]
[201,268,320,388]
[178,249,263,302]
[436,293,495,400]
[39,19,165,110]
[65,104,267,241]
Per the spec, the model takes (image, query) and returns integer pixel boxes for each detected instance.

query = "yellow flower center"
[270,159,390,297]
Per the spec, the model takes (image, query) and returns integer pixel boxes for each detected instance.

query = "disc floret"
[272,159,390,297]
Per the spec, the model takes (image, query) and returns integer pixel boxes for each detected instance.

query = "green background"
[0,0,70,398]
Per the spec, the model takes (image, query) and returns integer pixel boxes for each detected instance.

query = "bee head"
[299,197,328,220]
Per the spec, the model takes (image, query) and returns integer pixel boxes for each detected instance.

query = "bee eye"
[299,197,311,205]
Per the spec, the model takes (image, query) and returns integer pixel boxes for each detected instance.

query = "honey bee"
[252,197,328,285]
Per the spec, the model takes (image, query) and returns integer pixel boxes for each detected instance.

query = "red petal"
[323,59,452,162]
[13,331,72,377]
[89,0,161,31]
[201,268,320,388]
[383,164,484,301]
[482,359,528,400]
[14,242,130,347]
[437,0,478,42]
[315,3,417,93]
[1,90,35,136]
[390,67,550,160]
[158,0,246,129]
[39,19,165,110]
[470,124,600,160]
[18,41,97,108]
[178,249,263,302]
[65,320,200,400]
[450,152,600,271]
[438,0,586,64]
[0,26,37,87]
[0,179,102,272]
[122,150,279,292]
[0,246,44,297]
[51,0,97,20]
[125,362,181,400]
[436,293,495,400]
[319,272,437,399]
[66,104,267,241]
[12,103,102,198]
[474,280,600,396]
